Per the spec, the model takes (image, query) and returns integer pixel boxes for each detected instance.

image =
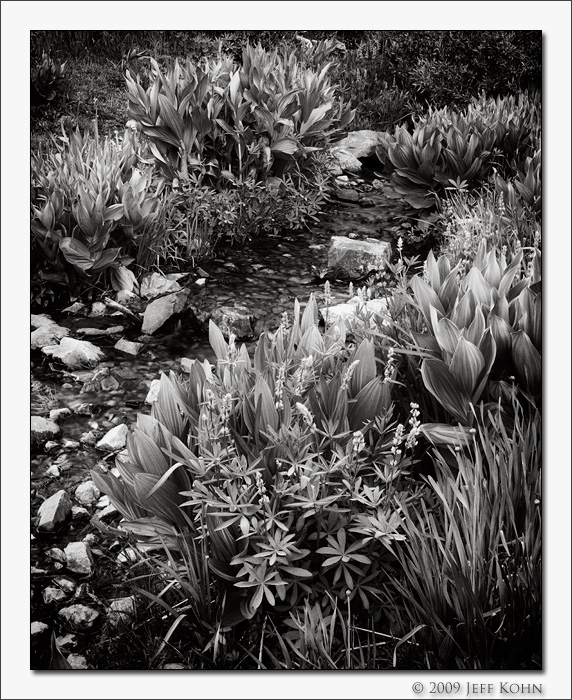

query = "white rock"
[95,495,110,509]
[141,290,190,334]
[195,277,207,287]
[53,577,77,594]
[74,480,101,506]
[31,314,56,329]
[116,547,139,564]
[61,438,80,449]
[71,505,90,520]
[42,337,104,369]
[49,408,72,423]
[66,654,89,669]
[31,621,49,637]
[96,423,129,451]
[64,542,94,575]
[43,586,68,604]
[107,595,137,627]
[44,465,60,478]
[44,440,60,453]
[56,633,77,650]
[145,379,161,404]
[76,325,124,337]
[140,272,182,300]
[327,236,392,280]
[89,302,107,317]
[37,490,72,531]
[31,416,61,449]
[62,301,88,315]
[210,304,254,339]
[320,296,390,329]
[58,604,99,630]
[31,324,69,350]
[93,503,118,521]
[47,547,67,562]
[114,338,144,356]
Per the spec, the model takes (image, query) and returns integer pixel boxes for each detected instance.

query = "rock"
[56,634,77,651]
[115,289,138,305]
[211,305,254,339]
[93,503,118,521]
[95,495,110,509]
[337,129,386,159]
[37,490,72,531]
[142,289,190,334]
[327,237,392,280]
[66,654,89,669]
[145,379,161,404]
[31,621,49,638]
[42,337,104,369]
[64,542,94,575]
[31,313,57,329]
[162,663,189,669]
[53,577,77,594]
[195,277,207,287]
[75,325,124,337]
[140,272,182,300]
[61,438,80,449]
[100,375,120,391]
[114,338,144,356]
[107,595,137,627]
[31,566,48,575]
[31,416,61,450]
[96,423,129,451]
[116,547,139,564]
[44,465,60,478]
[31,323,69,350]
[80,431,98,446]
[62,301,88,315]
[71,505,90,521]
[335,189,360,203]
[43,586,68,604]
[328,147,362,174]
[58,604,99,631]
[89,302,107,317]
[74,480,101,506]
[47,547,67,563]
[49,408,72,423]
[44,440,61,453]
[82,533,98,546]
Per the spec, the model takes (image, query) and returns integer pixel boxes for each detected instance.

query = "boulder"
[31,621,49,638]
[43,586,68,604]
[328,148,362,174]
[42,337,104,369]
[211,305,254,339]
[74,480,101,506]
[64,542,94,576]
[49,408,72,423]
[336,130,386,159]
[142,289,190,334]
[37,490,72,531]
[96,423,129,451]
[31,416,61,450]
[107,595,137,628]
[140,272,182,300]
[320,296,389,330]
[58,604,99,631]
[31,314,57,329]
[327,237,392,280]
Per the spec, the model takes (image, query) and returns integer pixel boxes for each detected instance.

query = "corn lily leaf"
[410,276,446,328]
[488,315,512,364]
[59,238,94,271]
[449,337,485,398]
[348,377,391,432]
[464,304,486,346]
[349,338,376,396]
[254,375,279,433]
[300,294,319,334]
[209,319,229,361]
[420,359,470,423]
[433,315,461,358]
[463,267,492,306]
[133,473,187,528]
[511,330,541,396]
[451,289,477,329]
[420,423,472,447]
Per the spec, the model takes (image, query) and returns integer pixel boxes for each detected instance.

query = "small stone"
[117,547,138,564]
[37,490,72,531]
[74,480,101,506]
[145,379,161,404]
[49,408,72,423]
[31,566,48,575]
[89,302,107,317]
[110,467,121,479]
[115,289,138,305]
[80,430,98,446]
[82,533,98,546]
[31,621,49,637]
[31,323,69,350]
[95,495,110,509]
[31,416,61,450]
[31,313,56,329]
[107,595,137,627]
[53,577,77,594]
[114,338,144,356]
[327,236,392,280]
[140,272,182,300]
[64,542,94,575]
[44,465,60,478]
[66,654,89,669]
[162,663,188,669]
[141,289,190,334]
[195,278,207,287]
[44,440,61,453]
[100,375,120,391]
[76,325,124,337]
[56,634,77,651]
[62,301,88,315]
[93,503,118,521]
[71,505,90,521]
[210,305,254,339]
[43,586,68,604]
[47,548,67,563]
[58,604,99,631]
[96,424,129,451]
[61,439,80,450]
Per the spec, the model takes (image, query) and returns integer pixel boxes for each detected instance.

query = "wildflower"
[422,260,429,284]
[341,359,360,391]
[383,347,395,384]
[397,236,403,255]
[389,424,405,467]
[274,365,286,410]
[352,430,365,455]
[405,402,421,450]
[296,402,316,433]
[348,281,354,298]
[280,311,290,330]
[294,355,314,396]
[323,280,332,307]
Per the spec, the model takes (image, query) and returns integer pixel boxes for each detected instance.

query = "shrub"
[31,125,158,304]
[31,52,67,105]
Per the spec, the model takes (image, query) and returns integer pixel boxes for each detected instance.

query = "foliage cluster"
[375,91,541,210]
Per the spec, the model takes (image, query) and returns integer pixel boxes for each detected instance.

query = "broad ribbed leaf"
[464,304,486,346]
[410,276,446,328]
[420,359,470,423]
[209,319,229,361]
[348,377,390,432]
[349,338,376,396]
[488,315,512,364]
[59,238,94,271]
[452,290,477,329]
[449,337,485,398]
[511,330,541,396]
[158,93,184,142]
[133,473,187,528]
[300,294,318,334]
[463,267,492,306]
[434,316,461,357]
[127,429,171,478]
[255,375,279,432]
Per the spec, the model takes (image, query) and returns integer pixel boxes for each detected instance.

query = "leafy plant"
[31,52,67,105]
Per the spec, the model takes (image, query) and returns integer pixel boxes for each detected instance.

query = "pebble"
[96,423,129,451]
[114,338,144,356]
[44,465,60,478]
[61,438,80,449]
[58,604,100,631]
[31,566,48,575]
[66,654,89,669]
[53,577,77,594]
[56,633,77,651]
[80,430,98,446]
[95,495,110,509]
[107,595,137,627]
[43,586,68,604]
[31,621,49,637]
[37,491,72,531]
[49,408,72,423]
[64,542,94,575]
[47,547,67,562]
[71,505,90,521]
[75,480,101,506]
[44,441,60,453]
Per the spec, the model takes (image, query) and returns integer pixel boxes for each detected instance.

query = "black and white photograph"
[1,1,571,698]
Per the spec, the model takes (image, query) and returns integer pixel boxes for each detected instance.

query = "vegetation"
[30,30,542,670]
